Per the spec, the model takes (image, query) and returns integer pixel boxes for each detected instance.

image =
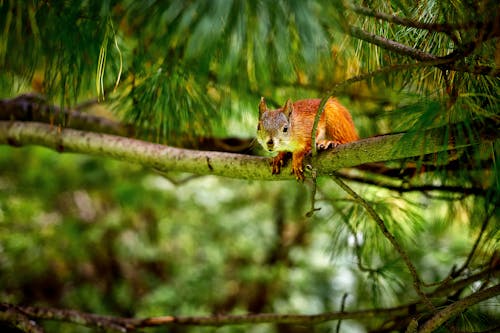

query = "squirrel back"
[257,97,358,180]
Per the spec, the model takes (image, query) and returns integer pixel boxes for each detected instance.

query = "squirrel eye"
[282,126,288,133]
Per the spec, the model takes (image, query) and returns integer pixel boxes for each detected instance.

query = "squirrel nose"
[266,139,274,150]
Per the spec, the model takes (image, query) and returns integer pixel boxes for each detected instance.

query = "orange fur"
[257,97,358,180]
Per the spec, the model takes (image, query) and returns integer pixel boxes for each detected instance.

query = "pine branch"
[451,209,496,277]
[346,24,499,77]
[0,306,44,333]
[0,267,497,332]
[0,94,133,136]
[0,302,410,331]
[1,120,497,180]
[335,172,488,197]
[439,62,500,77]
[347,25,439,62]
[311,60,495,158]
[330,174,433,310]
[347,4,492,35]
[430,266,500,298]
[0,120,497,181]
[419,283,500,333]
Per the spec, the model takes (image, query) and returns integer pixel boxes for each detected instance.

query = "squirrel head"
[257,97,295,153]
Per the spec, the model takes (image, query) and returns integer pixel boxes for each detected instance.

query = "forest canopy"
[0,1,498,332]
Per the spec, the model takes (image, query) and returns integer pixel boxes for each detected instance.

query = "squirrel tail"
[324,98,359,143]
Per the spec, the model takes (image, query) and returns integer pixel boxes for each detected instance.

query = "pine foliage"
[0,0,498,332]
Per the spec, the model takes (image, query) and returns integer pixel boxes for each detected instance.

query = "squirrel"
[257,97,358,181]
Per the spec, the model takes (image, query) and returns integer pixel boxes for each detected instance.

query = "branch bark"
[0,120,497,180]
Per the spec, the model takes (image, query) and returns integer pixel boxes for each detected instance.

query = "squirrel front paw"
[317,140,340,150]
[291,156,305,181]
[271,152,287,175]
[291,166,305,181]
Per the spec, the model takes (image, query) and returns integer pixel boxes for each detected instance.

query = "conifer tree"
[0,1,498,332]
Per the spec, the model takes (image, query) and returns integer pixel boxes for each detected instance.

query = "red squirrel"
[257,97,358,180]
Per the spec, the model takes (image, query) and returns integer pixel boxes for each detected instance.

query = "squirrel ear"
[259,97,268,116]
[283,99,294,117]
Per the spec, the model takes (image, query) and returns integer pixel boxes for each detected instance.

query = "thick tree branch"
[0,121,497,181]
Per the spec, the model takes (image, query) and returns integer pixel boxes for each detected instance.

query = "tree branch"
[0,305,44,333]
[347,25,439,62]
[0,120,497,181]
[345,24,500,77]
[347,4,491,35]
[330,174,433,310]
[335,171,488,197]
[450,207,496,278]
[0,94,133,136]
[0,303,410,331]
[418,283,500,333]
[0,267,497,332]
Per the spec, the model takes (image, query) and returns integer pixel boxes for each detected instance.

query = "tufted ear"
[258,97,268,116]
[282,99,294,117]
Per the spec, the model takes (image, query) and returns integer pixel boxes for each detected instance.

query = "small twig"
[153,168,202,185]
[336,293,349,333]
[330,174,435,311]
[451,208,495,277]
[305,166,321,217]
[311,96,329,157]
[332,202,382,273]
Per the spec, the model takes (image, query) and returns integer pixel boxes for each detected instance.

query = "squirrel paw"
[271,152,287,175]
[317,140,339,150]
[291,167,305,181]
[291,160,305,181]
[271,159,282,175]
